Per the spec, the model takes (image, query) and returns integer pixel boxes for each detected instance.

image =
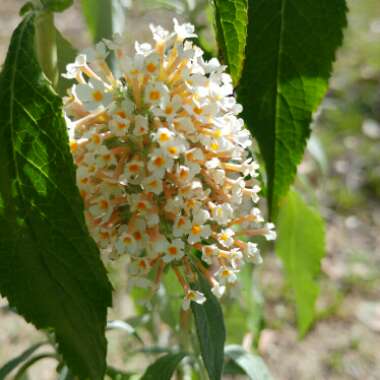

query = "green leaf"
[224,345,273,380]
[238,0,347,215]
[213,0,248,85]
[80,0,113,42]
[141,353,186,380]
[191,272,226,380]
[41,0,74,12]
[0,15,112,379]
[0,342,47,378]
[276,190,325,335]
[56,28,77,96]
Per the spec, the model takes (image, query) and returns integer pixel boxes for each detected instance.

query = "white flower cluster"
[64,19,275,310]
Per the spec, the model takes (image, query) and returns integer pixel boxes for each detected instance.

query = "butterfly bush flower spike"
[64,19,275,310]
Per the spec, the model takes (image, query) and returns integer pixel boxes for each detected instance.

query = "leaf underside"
[238,0,347,216]
[276,190,325,335]
[214,0,248,85]
[0,15,112,379]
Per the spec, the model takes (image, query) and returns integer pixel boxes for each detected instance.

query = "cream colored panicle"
[64,19,275,310]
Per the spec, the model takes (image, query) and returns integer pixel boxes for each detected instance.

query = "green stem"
[35,11,58,87]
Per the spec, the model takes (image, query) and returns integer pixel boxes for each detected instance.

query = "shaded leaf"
[213,0,248,85]
[0,342,47,378]
[191,272,225,380]
[80,0,113,43]
[141,353,186,380]
[224,345,273,380]
[276,190,325,335]
[55,28,77,96]
[238,0,347,215]
[0,15,112,379]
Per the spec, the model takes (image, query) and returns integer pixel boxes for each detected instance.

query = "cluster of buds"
[63,20,275,310]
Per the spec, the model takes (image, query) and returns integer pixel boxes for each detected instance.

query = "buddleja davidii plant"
[0,0,274,379]
[63,15,276,379]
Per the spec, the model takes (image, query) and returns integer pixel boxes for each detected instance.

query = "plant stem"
[35,11,58,87]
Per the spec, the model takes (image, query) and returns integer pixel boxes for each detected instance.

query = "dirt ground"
[0,1,379,379]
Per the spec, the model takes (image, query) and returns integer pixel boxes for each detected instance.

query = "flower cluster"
[64,19,275,310]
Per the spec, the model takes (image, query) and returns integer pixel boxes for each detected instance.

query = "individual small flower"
[74,78,112,110]
[215,266,238,284]
[64,19,275,309]
[211,283,226,299]
[201,244,218,264]
[182,289,206,310]
[217,228,235,248]
[264,223,277,241]
[188,209,212,244]
[245,242,262,264]
[211,203,234,225]
[147,148,173,178]
[163,239,185,263]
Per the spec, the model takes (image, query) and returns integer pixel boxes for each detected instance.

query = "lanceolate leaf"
[191,273,226,380]
[213,0,248,85]
[276,190,325,336]
[80,0,113,43]
[238,0,347,216]
[141,353,186,380]
[0,15,112,379]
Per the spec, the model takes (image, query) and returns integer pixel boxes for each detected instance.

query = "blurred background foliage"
[0,0,379,379]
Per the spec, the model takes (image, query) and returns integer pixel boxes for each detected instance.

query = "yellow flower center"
[92,90,104,102]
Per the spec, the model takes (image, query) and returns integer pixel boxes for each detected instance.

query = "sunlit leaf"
[238,0,347,215]
[0,15,112,379]
[276,190,325,335]
[213,0,248,85]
